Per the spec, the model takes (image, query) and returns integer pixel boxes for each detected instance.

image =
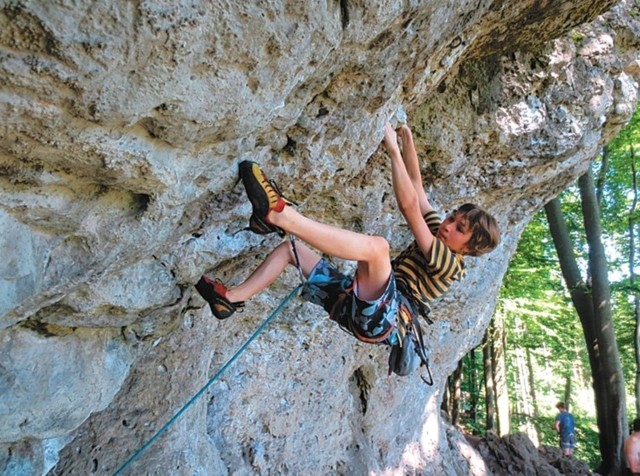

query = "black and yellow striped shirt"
[392,210,466,313]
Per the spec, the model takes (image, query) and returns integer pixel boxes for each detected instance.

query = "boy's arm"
[396,125,432,216]
[383,123,435,255]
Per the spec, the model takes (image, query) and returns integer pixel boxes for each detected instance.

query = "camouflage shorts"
[300,259,399,345]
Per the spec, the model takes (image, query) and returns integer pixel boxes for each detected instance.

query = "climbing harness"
[387,289,434,385]
[407,313,435,386]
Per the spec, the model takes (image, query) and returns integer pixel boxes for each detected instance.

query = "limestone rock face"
[1,0,639,474]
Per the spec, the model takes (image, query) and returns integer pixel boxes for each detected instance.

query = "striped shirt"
[391,210,466,314]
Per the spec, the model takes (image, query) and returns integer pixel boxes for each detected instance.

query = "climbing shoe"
[195,276,244,320]
[239,160,288,237]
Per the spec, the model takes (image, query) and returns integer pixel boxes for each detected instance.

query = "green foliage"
[599,106,640,392]
[573,414,603,470]
[501,208,587,380]
[459,104,640,471]
[459,351,485,435]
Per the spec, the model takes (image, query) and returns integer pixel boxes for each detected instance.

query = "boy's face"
[437,214,472,254]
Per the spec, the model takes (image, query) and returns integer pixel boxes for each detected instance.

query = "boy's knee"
[272,241,293,263]
[366,236,390,260]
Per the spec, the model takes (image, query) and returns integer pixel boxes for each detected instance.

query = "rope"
[113,283,304,476]
[289,234,306,284]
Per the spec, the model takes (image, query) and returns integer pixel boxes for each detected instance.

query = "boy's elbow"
[398,195,419,215]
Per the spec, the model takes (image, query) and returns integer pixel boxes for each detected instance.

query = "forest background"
[447,104,640,471]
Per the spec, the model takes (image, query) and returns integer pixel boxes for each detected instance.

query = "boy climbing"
[195,122,500,376]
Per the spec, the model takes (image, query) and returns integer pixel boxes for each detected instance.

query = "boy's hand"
[383,122,399,154]
[396,124,413,143]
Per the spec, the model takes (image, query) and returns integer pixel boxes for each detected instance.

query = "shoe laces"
[268,179,297,206]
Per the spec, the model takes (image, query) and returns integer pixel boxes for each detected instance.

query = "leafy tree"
[599,109,640,415]
[545,169,627,475]
[457,106,640,473]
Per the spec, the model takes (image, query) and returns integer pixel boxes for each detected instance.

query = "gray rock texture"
[1,0,639,474]
[469,432,593,475]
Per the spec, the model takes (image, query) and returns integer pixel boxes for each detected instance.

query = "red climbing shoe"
[239,160,288,237]
[195,276,244,320]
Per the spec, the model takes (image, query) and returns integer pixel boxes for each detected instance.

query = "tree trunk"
[544,169,628,475]
[579,169,627,475]
[451,360,463,426]
[483,329,496,432]
[468,348,479,427]
[441,378,451,417]
[563,373,572,411]
[493,309,510,437]
[545,197,607,464]
[513,316,536,441]
[526,346,541,445]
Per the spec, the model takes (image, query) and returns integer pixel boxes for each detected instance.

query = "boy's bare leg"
[226,240,321,303]
[268,207,392,301]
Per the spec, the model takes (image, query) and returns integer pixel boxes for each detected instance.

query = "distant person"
[624,417,640,475]
[555,402,576,456]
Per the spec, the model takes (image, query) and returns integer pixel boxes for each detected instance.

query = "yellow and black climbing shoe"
[239,160,288,237]
[195,276,244,320]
